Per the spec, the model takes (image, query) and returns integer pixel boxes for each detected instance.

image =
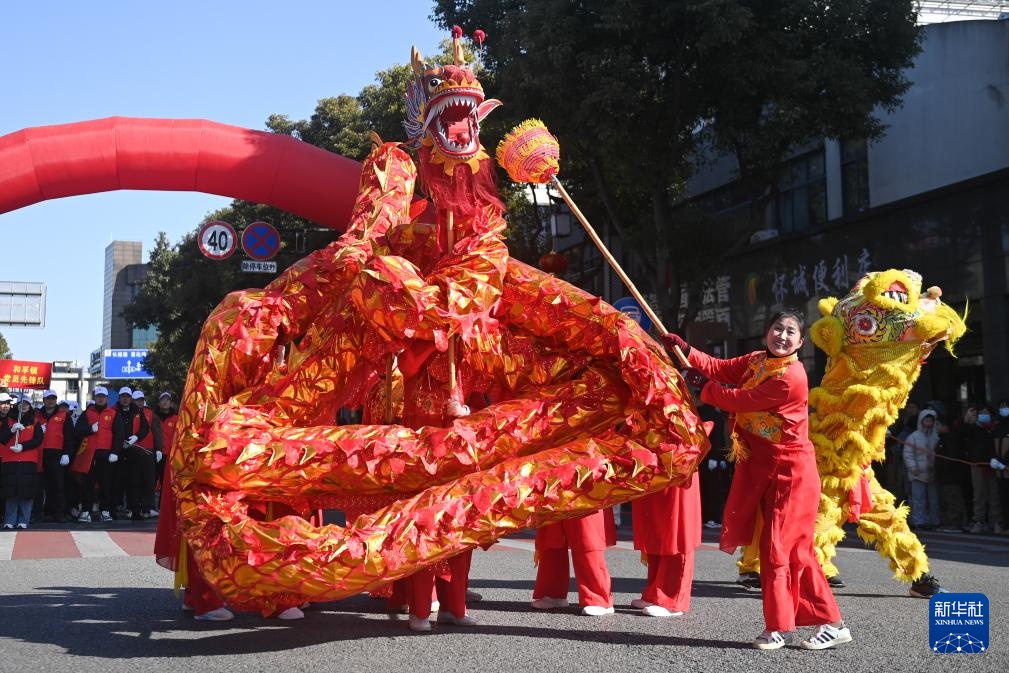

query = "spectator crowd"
[0,386,178,529]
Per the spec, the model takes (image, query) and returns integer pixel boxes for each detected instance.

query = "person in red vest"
[73,386,120,522]
[154,392,177,508]
[531,509,616,616]
[36,390,76,523]
[111,388,152,521]
[1,395,45,529]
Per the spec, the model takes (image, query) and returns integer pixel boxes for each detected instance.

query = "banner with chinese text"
[0,359,53,389]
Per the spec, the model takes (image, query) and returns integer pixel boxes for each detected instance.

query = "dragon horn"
[411,46,426,76]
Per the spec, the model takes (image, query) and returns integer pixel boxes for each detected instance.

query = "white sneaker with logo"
[801,623,852,650]
[753,629,792,650]
[100,511,113,522]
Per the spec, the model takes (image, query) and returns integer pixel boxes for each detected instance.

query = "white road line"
[0,532,14,560]
[70,531,129,558]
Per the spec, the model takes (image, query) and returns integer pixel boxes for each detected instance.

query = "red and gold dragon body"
[162,41,707,614]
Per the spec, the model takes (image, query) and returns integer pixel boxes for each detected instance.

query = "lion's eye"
[853,313,878,336]
[427,77,442,91]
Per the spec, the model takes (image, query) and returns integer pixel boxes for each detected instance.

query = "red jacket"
[36,407,74,455]
[70,405,117,473]
[0,415,44,465]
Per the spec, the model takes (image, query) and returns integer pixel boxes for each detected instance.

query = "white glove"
[59,455,70,467]
[108,453,119,464]
[156,450,163,462]
[991,458,1007,470]
[41,423,47,432]
[127,435,139,446]
[707,459,717,471]
[10,422,25,432]
[91,422,100,433]
[719,460,728,470]
[10,444,23,453]
[445,399,471,418]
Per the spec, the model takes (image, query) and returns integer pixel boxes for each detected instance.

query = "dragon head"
[810,269,967,361]
[405,44,501,175]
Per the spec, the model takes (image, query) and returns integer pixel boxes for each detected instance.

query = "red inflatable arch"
[0,117,363,229]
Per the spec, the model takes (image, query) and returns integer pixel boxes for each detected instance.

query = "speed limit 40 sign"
[198,221,238,260]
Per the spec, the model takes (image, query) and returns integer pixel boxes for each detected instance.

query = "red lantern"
[539,250,568,274]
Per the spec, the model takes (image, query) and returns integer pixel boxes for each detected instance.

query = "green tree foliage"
[0,331,12,359]
[432,0,921,328]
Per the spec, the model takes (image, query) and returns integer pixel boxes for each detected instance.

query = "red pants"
[182,545,225,615]
[533,548,612,608]
[757,450,841,632]
[641,552,694,613]
[406,550,472,619]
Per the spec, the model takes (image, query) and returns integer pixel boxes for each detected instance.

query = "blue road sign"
[242,221,281,261]
[103,349,154,379]
[612,296,652,332]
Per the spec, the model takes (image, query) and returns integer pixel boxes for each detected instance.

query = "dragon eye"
[853,313,878,336]
[427,77,442,90]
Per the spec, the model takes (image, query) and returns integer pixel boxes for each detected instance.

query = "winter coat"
[903,409,939,483]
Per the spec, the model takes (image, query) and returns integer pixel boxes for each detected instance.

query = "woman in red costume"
[663,310,852,650]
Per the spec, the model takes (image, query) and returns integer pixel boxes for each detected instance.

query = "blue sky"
[0,1,445,365]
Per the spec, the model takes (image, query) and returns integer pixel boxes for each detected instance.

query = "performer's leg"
[571,549,612,607]
[642,552,693,613]
[737,509,762,575]
[855,474,928,583]
[436,550,472,618]
[185,546,226,615]
[406,568,436,619]
[532,548,570,600]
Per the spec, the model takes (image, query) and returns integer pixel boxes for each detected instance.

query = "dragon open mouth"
[424,89,483,159]
[882,281,908,304]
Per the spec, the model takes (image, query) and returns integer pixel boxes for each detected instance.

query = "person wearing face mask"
[959,405,1002,535]
[663,309,850,651]
[993,400,1009,535]
[902,410,941,530]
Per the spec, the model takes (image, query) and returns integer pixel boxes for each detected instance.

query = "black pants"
[124,446,156,515]
[82,450,115,514]
[42,450,67,517]
[700,463,733,524]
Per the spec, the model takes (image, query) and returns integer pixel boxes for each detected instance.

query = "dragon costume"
[737,269,966,587]
[157,36,708,614]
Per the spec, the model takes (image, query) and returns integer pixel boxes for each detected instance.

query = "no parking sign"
[242,221,281,261]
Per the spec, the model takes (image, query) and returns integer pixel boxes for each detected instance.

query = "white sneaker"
[194,607,234,622]
[530,597,569,610]
[704,520,722,529]
[437,611,478,626]
[801,623,852,650]
[581,605,615,616]
[753,629,791,650]
[408,616,431,632]
[148,509,159,518]
[642,605,683,617]
[78,512,92,523]
[100,511,113,522]
[277,607,304,620]
[630,598,652,609]
[16,523,27,530]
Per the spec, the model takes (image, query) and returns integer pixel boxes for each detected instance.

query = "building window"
[776,150,826,234]
[841,139,869,216]
[67,379,80,394]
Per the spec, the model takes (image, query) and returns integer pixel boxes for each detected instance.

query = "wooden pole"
[549,177,690,370]
[446,210,458,401]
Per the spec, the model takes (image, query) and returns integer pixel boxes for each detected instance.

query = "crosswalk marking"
[0,532,14,561]
[70,531,130,558]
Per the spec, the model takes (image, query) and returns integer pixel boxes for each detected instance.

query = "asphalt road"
[0,522,1005,673]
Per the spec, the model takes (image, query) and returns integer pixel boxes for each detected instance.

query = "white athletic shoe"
[530,597,569,610]
[408,616,432,632]
[277,607,304,620]
[753,629,791,650]
[801,623,852,650]
[641,605,683,617]
[581,605,615,616]
[630,598,652,609]
[194,607,234,622]
[437,611,478,626]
